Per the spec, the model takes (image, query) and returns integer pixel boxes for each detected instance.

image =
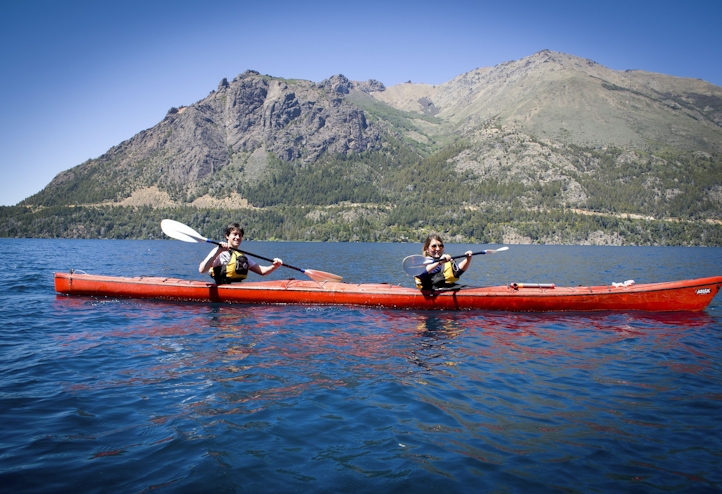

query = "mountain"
[373,50,722,150]
[6,50,722,245]
[25,71,387,207]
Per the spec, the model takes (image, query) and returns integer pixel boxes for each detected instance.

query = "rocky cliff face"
[44,71,386,201]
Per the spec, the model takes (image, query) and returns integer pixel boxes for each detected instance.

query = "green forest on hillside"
[2,201,720,246]
[3,140,722,245]
[0,142,722,246]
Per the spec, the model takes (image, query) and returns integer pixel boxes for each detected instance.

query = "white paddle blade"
[304,269,343,283]
[169,230,203,243]
[486,246,509,254]
[161,219,208,243]
[402,255,432,277]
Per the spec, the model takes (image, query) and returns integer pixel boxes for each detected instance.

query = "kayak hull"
[54,272,722,312]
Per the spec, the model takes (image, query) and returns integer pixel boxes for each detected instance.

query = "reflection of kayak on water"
[54,271,722,312]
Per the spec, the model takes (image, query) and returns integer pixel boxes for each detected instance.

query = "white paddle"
[161,219,343,283]
[402,246,509,277]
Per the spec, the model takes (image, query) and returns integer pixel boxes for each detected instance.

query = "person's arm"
[457,251,473,272]
[249,258,283,276]
[198,244,227,273]
[422,254,451,276]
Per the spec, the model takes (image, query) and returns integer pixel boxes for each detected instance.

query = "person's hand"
[273,258,283,267]
[218,242,230,251]
[465,250,473,258]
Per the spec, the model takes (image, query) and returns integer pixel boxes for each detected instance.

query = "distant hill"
[4,50,722,246]
[374,50,722,149]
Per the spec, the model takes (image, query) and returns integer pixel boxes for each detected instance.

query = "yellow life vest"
[210,250,249,284]
[415,259,461,290]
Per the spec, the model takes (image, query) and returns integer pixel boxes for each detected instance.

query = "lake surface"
[1,238,721,493]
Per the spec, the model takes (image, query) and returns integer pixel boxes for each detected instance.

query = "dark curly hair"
[224,222,245,238]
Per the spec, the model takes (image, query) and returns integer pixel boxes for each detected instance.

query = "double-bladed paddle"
[160,219,343,283]
[402,246,509,277]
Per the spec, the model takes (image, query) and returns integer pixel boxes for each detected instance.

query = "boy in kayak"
[199,222,282,284]
[414,234,473,290]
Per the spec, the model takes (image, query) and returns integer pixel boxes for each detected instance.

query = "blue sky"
[1,0,720,206]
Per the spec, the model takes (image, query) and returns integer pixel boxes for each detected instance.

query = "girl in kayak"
[199,223,282,284]
[414,234,473,290]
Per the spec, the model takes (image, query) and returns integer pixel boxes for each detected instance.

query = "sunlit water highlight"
[1,239,721,492]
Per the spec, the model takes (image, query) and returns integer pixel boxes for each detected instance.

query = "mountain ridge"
[372,50,722,150]
[6,50,722,246]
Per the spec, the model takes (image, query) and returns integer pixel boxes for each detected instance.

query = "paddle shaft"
[434,250,493,264]
[403,246,507,275]
[205,239,308,275]
[452,250,487,260]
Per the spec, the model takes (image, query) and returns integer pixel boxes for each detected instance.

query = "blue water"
[1,238,721,493]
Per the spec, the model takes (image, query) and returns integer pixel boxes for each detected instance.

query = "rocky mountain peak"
[318,75,386,94]
[236,69,261,80]
[354,79,386,93]
[318,74,353,94]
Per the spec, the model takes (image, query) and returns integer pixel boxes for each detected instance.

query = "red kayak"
[54,272,722,312]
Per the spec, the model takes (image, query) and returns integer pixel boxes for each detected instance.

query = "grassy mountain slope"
[387,51,722,152]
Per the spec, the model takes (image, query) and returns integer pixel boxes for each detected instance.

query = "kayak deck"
[54,272,722,312]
